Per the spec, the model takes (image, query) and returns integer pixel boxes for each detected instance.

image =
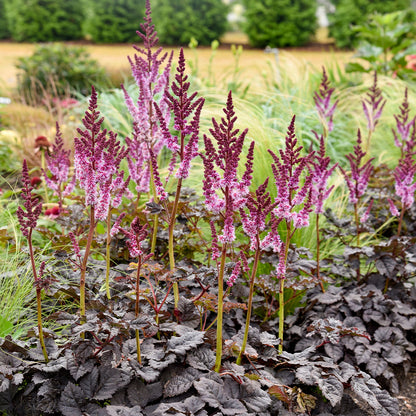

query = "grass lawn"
[0,39,353,94]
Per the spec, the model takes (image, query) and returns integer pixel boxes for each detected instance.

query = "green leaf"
[345,62,369,73]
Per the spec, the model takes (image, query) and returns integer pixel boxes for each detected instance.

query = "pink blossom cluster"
[314,67,339,133]
[201,91,255,244]
[122,0,172,195]
[339,130,374,205]
[156,48,205,181]
[390,154,416,214]
[268,116,315,231]
[392,88,415,156]
[74,87,130,221]
[362,72,386,133]
[122,217,150,259]
[43,123,76,208]
[311,133,337,214]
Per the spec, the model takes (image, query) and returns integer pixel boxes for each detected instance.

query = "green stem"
[28,230,48,362]
[40,149,49,204]
[80,206,95,325]
[214,245,227,372]
[397,205,405,237]
[278,224,291,354]
[354,202,361,280]
[105,211,112,299]
[149,162,159,255]
[236,238,261,365]
[316,213,325,293]
[135,256,142,364]
[169,178,183,309]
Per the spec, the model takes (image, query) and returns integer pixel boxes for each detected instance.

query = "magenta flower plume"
[156,48,205,181]
[314,67,339,134]
[311,132,337,214]
[392,154,416,212]
[362,72,386,133]
[339,130,374,205]
[123,0,173,194]
[74,87,129,221]
[17,160,42,237]
[44,122,75,208]
[122,217,151,259]
[392,88,416,157]
[201,91,254,244]
[268,116,315,229]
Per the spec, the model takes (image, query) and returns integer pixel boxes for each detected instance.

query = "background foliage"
[85,0,146,43]
[328,0,413,49]
[152,0,229,46]
[0,0,10,39]
[5,0,84,42]
[242,0,318,48]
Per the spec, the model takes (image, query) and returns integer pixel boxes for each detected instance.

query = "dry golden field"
[0,37,353,93]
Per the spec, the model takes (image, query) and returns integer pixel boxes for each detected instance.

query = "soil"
[399,364,416,416]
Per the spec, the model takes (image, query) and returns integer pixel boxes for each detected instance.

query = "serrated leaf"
[166,330,205,355]
[374,327,392,343]
[59,382,86,416]
[296,390,317,413]
[79,366,99,398]
[240,379,271,413]
[295,366,320,385]
[366,354,388,378]
[106,405,143,416]
[382,344,405,364]
[375,255,396,276]
[194,378,246,415]
[355,344,372,365]
[268,385,291,405]
[94,367,129,400]
[186,345,215,370]
[164,367,200,398]
[318,375,343,406]
[324,343,344,362]
[350,375,399,416]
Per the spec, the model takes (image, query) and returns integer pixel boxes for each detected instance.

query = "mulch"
[398,364,416,416]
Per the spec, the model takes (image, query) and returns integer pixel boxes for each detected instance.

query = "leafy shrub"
[16,43,109,104]
[152,0,229,46]
[5,0,84,42]
[0,0,10,39]
[346,11,416,80]
[328,0,413,49]
[242,0,318,48]
[85,0,146,43]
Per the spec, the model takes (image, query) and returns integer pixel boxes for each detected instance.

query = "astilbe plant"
[339,130,374,278]
[313,67,339,138]
[155,47,205,308]
[200,91,254,372]
[312,69,339,292]
[362,71,386,151]
[74,86,129,321]
[17,160,48,362]
[268,116,315,352]
[311,133,337,291]
[236,177,277,364]
[392,88,416,157]
[122,0,172,254]
[121,217,152,364]
[389,89,416,236]
[43,122,75,211]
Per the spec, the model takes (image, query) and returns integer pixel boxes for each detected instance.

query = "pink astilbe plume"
[391,154,416,212]
[122,217,151,260]
[201,91,255,244]
[268,116,315,230]
[314,67,339,134]
[339,130,374,205]
[156,48,205,181]
[43,122,75,209]
[392,88,416,157]
[74,87,130,221]
[123,0,173,194]
[311,132,338,214]
[17,160,42,237]
[362,72,386,151]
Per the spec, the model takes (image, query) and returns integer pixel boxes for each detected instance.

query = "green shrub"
[328,0,412,49]
[86,0,146,43]
[0,0,10,39]
[242,0,318,48]
[5,0,84,42]
[152,0,229,46]
[16,44,109,104]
